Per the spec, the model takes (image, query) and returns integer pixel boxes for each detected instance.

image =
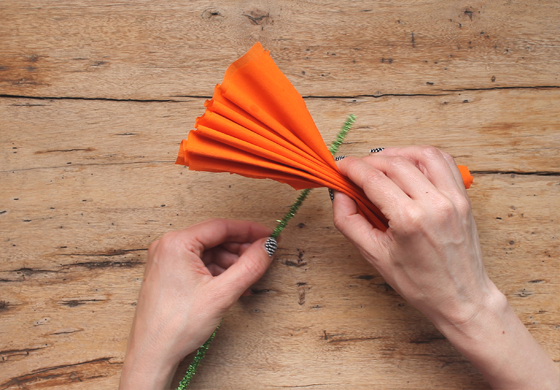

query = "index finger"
[338,156,414,222]
[178,219,272,258]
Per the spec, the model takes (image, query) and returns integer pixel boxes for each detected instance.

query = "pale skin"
[119,146,560,389]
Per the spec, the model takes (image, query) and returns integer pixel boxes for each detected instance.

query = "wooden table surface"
[1,1,559,389]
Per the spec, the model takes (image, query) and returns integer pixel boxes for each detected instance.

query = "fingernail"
[328,188,334,202]
[335,155,347,161]
[369,147,385,153]
[264,237,277,257]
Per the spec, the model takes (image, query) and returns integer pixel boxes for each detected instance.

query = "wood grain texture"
[1,0,559,99]
[1,1,559,389]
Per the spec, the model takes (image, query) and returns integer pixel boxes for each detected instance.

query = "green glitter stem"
[177,322,221,390]
[270,188,311,239]
[329,114,355,155]
[177,115,354,389]
[270,114,355,239]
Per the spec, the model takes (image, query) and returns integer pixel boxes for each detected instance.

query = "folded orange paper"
[176,43,473,231]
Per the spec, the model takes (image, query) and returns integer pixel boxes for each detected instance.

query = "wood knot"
[201,8,225,20]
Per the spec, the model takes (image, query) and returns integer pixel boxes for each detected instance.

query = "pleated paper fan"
[176,42,473,232]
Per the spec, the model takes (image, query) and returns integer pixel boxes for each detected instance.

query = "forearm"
[120,346,179,390]
[436,285,560,389]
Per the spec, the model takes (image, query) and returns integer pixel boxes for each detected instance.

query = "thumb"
[214,236,276,299]
[333,191,386,263]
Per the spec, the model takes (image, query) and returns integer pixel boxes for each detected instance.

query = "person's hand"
[333,146,491,328]
[332,146,559,389]
[119,219,275,390]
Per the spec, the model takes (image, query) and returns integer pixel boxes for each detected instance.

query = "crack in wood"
[1,357,121,389]
[278,249,307,268]
[303,93,447,99]
[0,94,179,103]
[242,11,271,25]
[2,85,559,105]
[353,274,375,280]
[0,250,146,283]
[59,299,106,307]
[516,289,533,298]
[270,385,331,388]
[51,328,84,336]
[442,85,560,92]
[470,170,560,177]
[327,336,383,344]
[0,160,174,174]
[0,267,59,282]
[322,331,383,344]
[1,346,49,363]
[298,287,306,305]
[250,288,274,294]
[59,248,147,257]
[61,259,143,269]
[34,147,96,154]
[409,335,446,344]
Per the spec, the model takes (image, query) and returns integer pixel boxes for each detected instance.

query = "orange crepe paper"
[176,42,473,231]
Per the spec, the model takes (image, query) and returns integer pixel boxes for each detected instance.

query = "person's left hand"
[119,219,275,389]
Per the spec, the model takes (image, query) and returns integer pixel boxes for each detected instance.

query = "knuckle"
[159,231,198,255]
[241,256,266,279]
[333,214,342,230]
[363,168,384,184]
[440,151,454,163]
[342,156,361,172]
[455,196,472,217]
[432,198,457,222]
[158,231,178,248]
[420,145,442,160]
[399,206,425,230]
[333,213,347,231]
[387,156,410,170]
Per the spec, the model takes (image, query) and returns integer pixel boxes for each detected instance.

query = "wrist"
[433,281,508,341]
[120,326,186,390]
[434,284,559,389]
[120,352,178,390]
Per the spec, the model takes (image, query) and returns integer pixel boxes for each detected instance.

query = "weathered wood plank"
[2,88,559,178]
[1,95,559,387]
[1,167,559,389]
[1,0,559,99]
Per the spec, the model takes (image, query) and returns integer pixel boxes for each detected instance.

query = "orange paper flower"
[176,43,473,231]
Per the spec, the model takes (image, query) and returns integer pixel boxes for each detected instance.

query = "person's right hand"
[333,146,493,328]
[332,146,560,390]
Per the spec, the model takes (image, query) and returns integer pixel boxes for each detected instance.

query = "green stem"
[176,322,221,390]
[329,114,355,155]
[270,114,355,239]
[270,188,311,239]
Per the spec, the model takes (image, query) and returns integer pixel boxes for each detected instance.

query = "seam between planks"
[1,85,560,103]
[0,160,175,174]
